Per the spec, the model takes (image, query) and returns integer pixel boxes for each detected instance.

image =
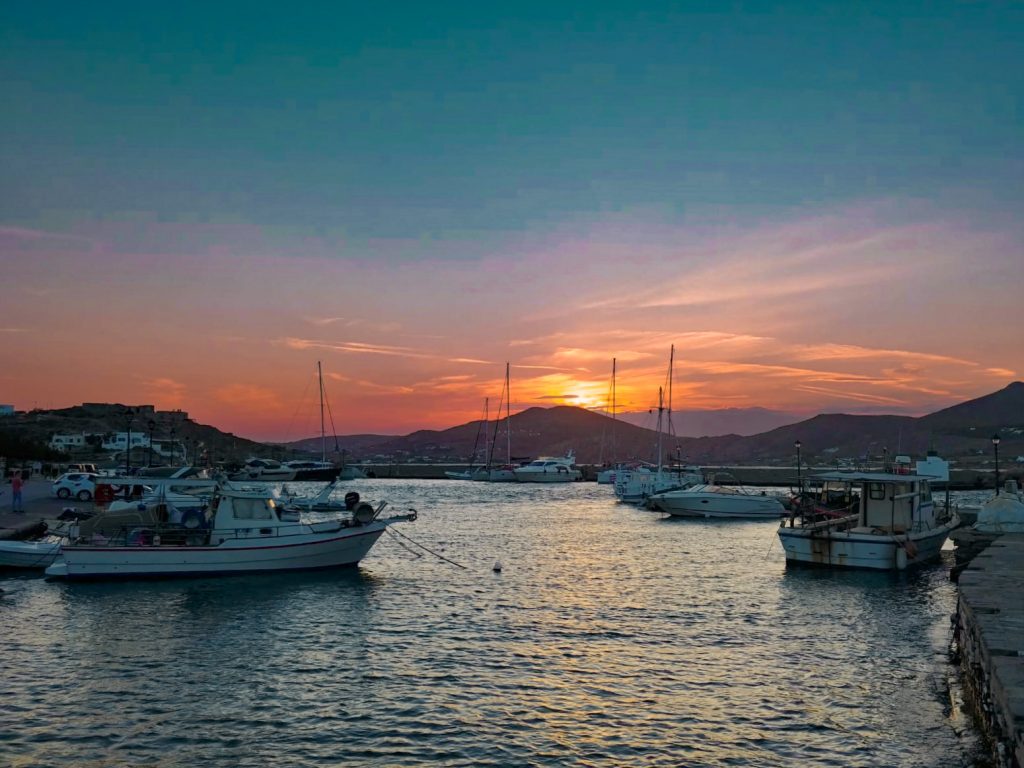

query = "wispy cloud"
[284,337,433,359]
[793,385,909,406]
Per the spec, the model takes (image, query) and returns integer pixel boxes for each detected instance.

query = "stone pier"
[957,534,1024,767]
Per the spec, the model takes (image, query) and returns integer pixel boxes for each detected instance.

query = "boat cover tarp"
[975,495,1024,533]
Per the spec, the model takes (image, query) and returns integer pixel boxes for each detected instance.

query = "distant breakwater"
[353,463,995,489]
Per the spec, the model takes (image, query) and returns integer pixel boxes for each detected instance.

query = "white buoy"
[492,561,502,572]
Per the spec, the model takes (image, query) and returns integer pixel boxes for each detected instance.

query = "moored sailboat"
[614,345,701,503]
[480,362,518,482]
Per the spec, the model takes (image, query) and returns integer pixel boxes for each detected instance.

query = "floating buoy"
[492,561,502,572]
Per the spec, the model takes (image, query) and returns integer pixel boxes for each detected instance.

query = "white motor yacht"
[228,458,296,482]
[648,484,786,519]
[513,451,582,483]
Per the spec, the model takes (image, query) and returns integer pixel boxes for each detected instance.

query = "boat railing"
[67,520,347,548]
[784,511,858,532]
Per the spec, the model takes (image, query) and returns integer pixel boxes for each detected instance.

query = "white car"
[52,472,99,501]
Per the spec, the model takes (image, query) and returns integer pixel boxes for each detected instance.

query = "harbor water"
[0,481,986,767]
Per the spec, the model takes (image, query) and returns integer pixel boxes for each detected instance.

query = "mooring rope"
[385,525,467,569]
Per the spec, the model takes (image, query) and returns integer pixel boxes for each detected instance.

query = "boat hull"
[290,467,339,482]
[651,494,785,519]
[46,524,387,580]
[777,518,958,570]
[615,471,701,504]
[0,540,63,569]
[513,470,581,483]
[482,468,518,482]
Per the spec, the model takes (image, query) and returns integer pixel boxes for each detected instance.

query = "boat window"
[232,498,273,520]
[868,482,886,500]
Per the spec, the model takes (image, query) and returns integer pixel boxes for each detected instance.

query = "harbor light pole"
[147,419,156,467]
[992,433,1001,495]
[123,407,136,475]
[795,440,802,490]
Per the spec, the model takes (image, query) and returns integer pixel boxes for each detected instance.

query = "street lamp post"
[795,440,802,490]
[123,408,136,475]
[993,434,1001,495]
[169,424,177,466]
[147,419,156,467]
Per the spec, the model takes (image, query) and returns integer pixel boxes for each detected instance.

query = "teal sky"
[3,1,1023,437]
[4,1,1022,243]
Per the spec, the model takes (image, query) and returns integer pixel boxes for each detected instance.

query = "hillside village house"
[48,431,182,460]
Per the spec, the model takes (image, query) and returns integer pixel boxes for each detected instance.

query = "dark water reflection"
[1,480,984,766]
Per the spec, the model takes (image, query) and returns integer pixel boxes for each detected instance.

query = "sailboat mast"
[611,358,617,459]
[667,344,675,438]
[484,397,490,468]
[318,360,326,463]
[656,386,665,473]
[505,363,512,463]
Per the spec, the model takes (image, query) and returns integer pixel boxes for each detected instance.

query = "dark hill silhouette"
[288,381,1024,464]
[919,380,1024,431]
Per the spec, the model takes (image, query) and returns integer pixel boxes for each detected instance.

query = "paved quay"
[0,479,82,540]
[957,534,1024,767]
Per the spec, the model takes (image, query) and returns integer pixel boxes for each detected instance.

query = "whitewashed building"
[49,433,88,453]
[101,432,151,451]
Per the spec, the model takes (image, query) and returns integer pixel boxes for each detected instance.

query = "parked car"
[52,472,99,501]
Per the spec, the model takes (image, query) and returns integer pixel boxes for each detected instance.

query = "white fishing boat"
[648,484,786,519]
[45,477,416,580]
[513,451,582,483]
[777,463,958,570]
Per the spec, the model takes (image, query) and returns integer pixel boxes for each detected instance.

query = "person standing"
[11,470,24,513]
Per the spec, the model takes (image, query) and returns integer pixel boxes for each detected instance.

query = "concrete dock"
[957,534,1024,767]
[0,479,77,540]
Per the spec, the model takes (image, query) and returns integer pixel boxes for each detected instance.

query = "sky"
[1,1,1022,440]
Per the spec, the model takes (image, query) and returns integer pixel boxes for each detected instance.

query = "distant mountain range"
[612,407,801,437]
[287,382,1024,465]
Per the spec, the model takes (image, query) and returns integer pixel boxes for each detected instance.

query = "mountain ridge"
[287,381,1024,464]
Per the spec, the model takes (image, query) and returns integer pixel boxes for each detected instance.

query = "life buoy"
[180,508,206,530]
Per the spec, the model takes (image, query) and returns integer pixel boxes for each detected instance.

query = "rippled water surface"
[1,481,984,766]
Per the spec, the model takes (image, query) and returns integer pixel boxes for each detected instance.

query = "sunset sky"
[2,2,1022,440]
